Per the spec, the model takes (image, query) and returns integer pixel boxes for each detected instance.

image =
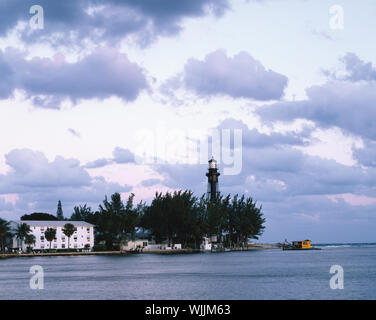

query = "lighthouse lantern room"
[206,157,220,201]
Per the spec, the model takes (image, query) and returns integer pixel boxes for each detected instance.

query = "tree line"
[0,190,265,252]
[141,191,266,249]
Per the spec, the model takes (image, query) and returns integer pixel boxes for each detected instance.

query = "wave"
[314,243,376,248]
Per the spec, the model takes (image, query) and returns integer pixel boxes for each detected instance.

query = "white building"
[120,239,149,251]
[10,220,95,251]
[201,237,212,251]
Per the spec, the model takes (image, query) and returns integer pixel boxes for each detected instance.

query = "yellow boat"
[282,240,321,250]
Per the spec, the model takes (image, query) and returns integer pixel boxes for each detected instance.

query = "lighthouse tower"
[206,157,220,201]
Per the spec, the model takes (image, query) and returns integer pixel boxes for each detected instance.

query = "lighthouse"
[206,157,220,201]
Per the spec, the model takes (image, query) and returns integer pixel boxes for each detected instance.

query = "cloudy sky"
[1,0,375,243]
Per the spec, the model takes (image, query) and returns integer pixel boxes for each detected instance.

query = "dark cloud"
[140,178,163,187]
[113,147,135,164]
[82,147,137,169]
[178,50,288,100]
[153,142,376,204]
[0,0,230,46]
[0,47,148,108]
[153,147,376,242]
[353,139,376,168]
[257,80,376,141]
[258,55,376,141]
[260,194,376,242]
[326,53,376,82]
[341,53,376,81]
[218,118,311,148]
[1,149,91,190]
[152,119,376,203]
[153,162,207,195]
[0,148,132,218]
[13,176,131,210]
[218,146,376,200]
[0,50,14,98]
[84,158,112,169]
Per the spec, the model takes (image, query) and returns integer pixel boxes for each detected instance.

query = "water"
[1,244,375,300]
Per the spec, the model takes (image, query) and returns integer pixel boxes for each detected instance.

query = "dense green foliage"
[66,190,265,250]
[140,191,204,247]
[56,200,64,220]
[14,223,31,249]
[94,193,143,250]
[62,223,76,249]
[140,191,265,249]
[70,204,92,221]
[21,212,58,221]
[1,190,265,253]
[25,234,36,252]
[44,227,57,249]
[63,193,144,250]
[0,218,11,253]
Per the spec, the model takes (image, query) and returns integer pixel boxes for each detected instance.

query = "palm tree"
[62,223,76,250]
[25,234,36,253]
[0,218,12,253]
[15,223,31,252]
[71,204,92,221]
[44,228,57,250]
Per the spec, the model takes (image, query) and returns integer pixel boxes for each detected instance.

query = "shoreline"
[0,244,279,259]
[0,251,127,259]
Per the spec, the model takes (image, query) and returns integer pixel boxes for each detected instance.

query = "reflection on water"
[1,247,375,300]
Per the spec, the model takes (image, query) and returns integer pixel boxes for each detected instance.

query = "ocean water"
[1,244,375,300]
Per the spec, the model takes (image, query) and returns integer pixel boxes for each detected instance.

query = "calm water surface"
[1,245,375,300]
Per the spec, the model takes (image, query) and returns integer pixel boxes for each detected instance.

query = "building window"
[62,238,65,242]
[74,237,77,241]
[74,244,77,248]
[53,244,57,249]
[62,244,65,248]
[87,237,90,241]
[40,236,44,241]
[87,228,90,232]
